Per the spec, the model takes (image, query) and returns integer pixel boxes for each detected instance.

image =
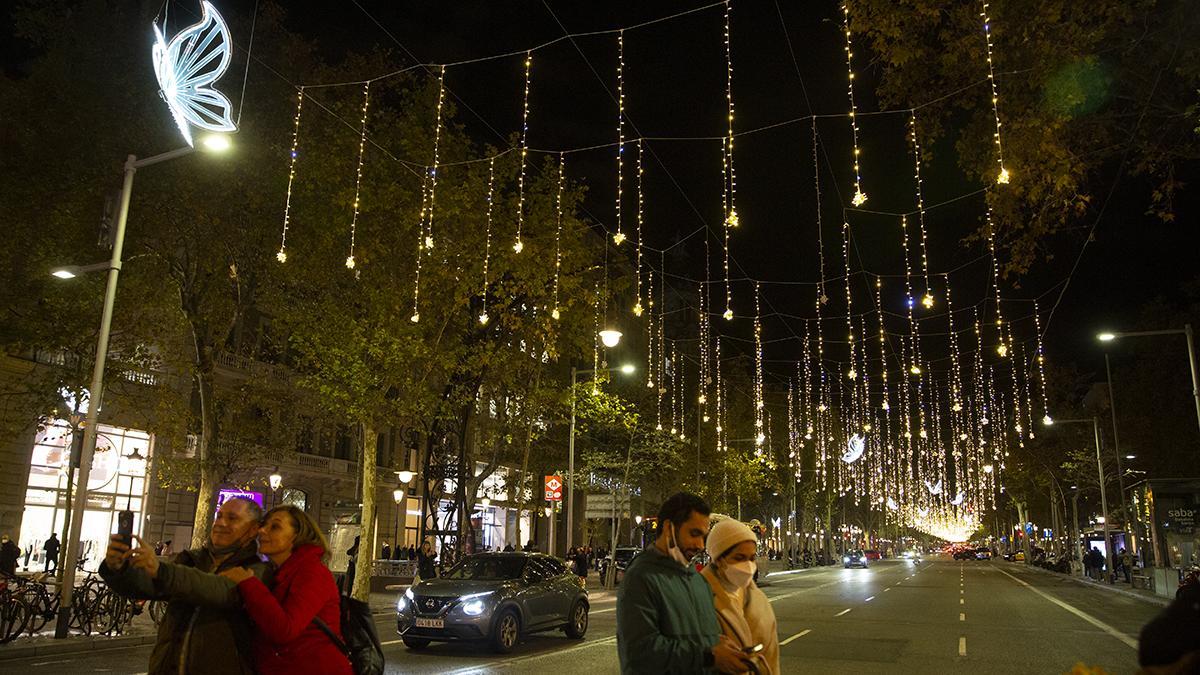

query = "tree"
[852,0,1200,274]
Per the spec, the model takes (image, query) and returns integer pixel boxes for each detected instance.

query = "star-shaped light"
[851,190,868,207]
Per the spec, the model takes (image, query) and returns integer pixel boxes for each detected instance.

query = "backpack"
[312,595,385,675]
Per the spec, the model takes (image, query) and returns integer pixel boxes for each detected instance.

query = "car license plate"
[415,618,444,629]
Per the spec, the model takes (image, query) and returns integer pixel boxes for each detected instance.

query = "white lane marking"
[593,607,617,614]
[779,629,812,646]
[865,595,875,602]
[960,589,964,594]
[960,598,964,605]
[959,613,965,621]
[767,578,846,603]
[883,587,891,592]
[380,639,403,645]
[31,661,73,667]
[446,636,618,674]
[995,567,1138,649]
[835,608,852,616]
[958,636,967,656]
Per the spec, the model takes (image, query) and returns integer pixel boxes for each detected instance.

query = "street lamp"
[1097,325,1200,436]
[52,142,229,639]
[268,470,282,492]
[49,262,110,280]
[1044,415,1114,580]
[396,470,415,484]
[599,329,623,348]
[566,363,636,553]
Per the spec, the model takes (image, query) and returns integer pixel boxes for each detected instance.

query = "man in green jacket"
[617,492,753,674]
[99,497,271,675]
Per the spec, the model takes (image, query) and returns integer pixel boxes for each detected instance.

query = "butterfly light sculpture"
[949,491,965,506]
[841,434,866,464]
[152,1,237,146]
[925,479,943,495]
[886,497,898,510]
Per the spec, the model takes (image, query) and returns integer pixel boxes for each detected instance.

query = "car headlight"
[459,591,494,616]
[398,587,415,612]
[843,556,850,563]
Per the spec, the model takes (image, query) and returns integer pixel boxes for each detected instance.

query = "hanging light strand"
[410,174,429,323]
[842,3,867,206]
[633,139,645,316]
[613,31,627,247]
[551,152,566,320]
[910,112,934,308]
[980,1,1010,184]
[345,81,371,270]
[754,282,765,446]
[723,0,740,230]
[721,138,734,321]
[513,51,532,253]
[424,66,448,253]
[479,157,496,326]
[985,202,1009,356]
[277,87,304,264]
[1033,300,1052,424]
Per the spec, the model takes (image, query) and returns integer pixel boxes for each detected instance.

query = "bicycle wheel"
[0,595,29,644]
[71,585,99,635]
[148,599,166,626]
[17,586,50,634]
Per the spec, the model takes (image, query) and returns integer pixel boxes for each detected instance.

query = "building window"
[280,488,307,511]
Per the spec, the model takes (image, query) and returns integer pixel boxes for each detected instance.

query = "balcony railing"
[213,351,291,380]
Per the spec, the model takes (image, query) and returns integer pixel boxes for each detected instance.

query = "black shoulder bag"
[311,594,385,675]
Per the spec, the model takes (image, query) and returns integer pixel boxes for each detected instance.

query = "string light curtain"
[276,87,304,264]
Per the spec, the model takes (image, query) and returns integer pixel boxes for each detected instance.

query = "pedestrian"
[381,541,391,561]
[154,540,164,556]
[161,540,174,556]
[219,505,352,675]
[344,535,360,594]
[616,492,751,674]
[503,543,514,552]
[701,518,780,675]
[0,534,20,577]
[100,496,270,674]
[573,547,589,582]
[1120,548,1134,583]
[416,540,437,582]
[42,532,60,573]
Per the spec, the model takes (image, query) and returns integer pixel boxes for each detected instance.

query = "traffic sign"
[545,475,563,501]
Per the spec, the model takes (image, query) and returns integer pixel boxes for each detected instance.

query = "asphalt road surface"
[2,557,1164,674]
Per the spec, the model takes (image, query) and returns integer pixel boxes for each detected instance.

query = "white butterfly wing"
[154,1,236,143]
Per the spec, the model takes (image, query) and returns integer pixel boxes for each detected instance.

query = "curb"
[995,560,1169,607]
[0,632,158,662]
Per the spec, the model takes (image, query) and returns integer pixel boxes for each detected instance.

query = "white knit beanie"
[706,517,758,561]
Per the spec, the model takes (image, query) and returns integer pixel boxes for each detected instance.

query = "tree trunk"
[1016,500,1032,563]
[512,370,542,549]
[352,423,377,602]
[189,364,216,549]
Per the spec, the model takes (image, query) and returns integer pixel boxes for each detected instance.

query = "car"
[974,548,993,560]
[843,550,869,568]
[396,552,589,653]
[864,550,883,560]
[599,547,642,583]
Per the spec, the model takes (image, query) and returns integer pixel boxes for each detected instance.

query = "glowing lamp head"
[599,329,622,348]
[635,515,643,525]
[201,134,232,152]
[396,470,415,484]
[619,363,636,374]
[481,497,491,507]
[393,488,405,503]
[1097,332,1116,342]
[268,472,282,491]
[51,268,78,279]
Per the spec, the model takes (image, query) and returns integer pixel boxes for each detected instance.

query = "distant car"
[974,548,993,560]
[952,549,974,561]
[843,550,869,568]
[864,550,882,560]
[396,552,589,653]
[599,547,642,583]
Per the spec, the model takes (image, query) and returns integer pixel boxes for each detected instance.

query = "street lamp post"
[52,146,221,639]
[566,363,634,554]
[1044,416,1114,581]
[1098,325,1200,438]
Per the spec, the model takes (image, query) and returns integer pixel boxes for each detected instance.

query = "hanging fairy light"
[646,268,656,389]
[910,112,934,308]
[985,202,1010,356]
[513,51,532,254]
[345,82,371,270]
[980,1,1010,184]
[842,3,867,207]
[479,157,496,326]
[754,283,765,446]
[613,31,627,247]
[424,66,447,253]
[722,0,740,230]
[633,139,645,316]
[276,87,304,264]
[550,152,566,321]
[1033,299,1052,425]
[409,174,429,323]
[591,283,602,395]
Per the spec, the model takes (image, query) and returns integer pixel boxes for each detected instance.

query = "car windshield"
[443,556,526,580]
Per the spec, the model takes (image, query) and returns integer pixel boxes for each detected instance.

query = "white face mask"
[722,560,756,588]
[665,523,692,568]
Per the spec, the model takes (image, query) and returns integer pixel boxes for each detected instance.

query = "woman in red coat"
[220,505,351,675]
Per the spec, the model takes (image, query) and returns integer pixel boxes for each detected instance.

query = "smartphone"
[743,643,764,655]
[116,510,134,547]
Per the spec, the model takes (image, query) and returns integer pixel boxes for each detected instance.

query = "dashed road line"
[835,608,852,616]
[960,598,964,605]
[959,612,965,621]
[865,595,875,602]
[780,629,812,646]
[958,636,967,656]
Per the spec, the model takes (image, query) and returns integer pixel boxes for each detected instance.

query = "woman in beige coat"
[701,517,780,675]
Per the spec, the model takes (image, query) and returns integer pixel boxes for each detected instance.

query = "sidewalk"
[995,559,1170,607]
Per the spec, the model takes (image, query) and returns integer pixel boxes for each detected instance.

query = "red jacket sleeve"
[237,562,335,646]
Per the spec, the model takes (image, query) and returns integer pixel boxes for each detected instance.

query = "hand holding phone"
[117,510,134,547]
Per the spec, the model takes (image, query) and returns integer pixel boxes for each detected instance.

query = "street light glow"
[51,268,78,279]
[201,134,232,152]
[1097,332,1116,342]
[396,470,414,484]
[620,363,635,374]
[599,329,622,348]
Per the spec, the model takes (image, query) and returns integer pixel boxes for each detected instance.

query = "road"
[2,557,1164,674]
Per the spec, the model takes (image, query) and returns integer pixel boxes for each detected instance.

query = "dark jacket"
[236,544,351,675]
[0,540,20,574]
[616,545,721,674]
[417,548,436,579]
[99,540,271,675]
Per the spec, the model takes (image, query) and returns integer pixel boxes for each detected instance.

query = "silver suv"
[396,552,589,653]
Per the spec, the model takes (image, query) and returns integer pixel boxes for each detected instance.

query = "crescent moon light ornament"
[841,434,866,463]
[152,1,238,147]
